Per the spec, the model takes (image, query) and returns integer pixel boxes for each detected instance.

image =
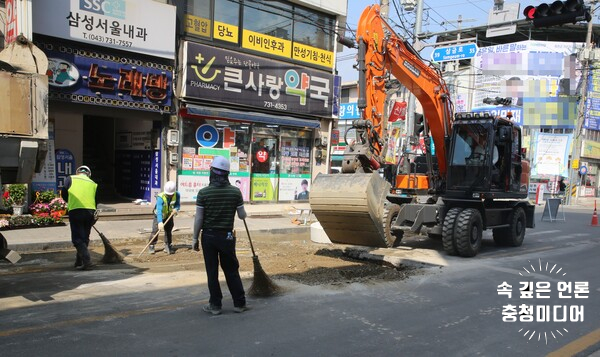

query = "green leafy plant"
[33,215,57,226]
[6,184,27,206]
[37,190,57,204]
[9,214,33,227]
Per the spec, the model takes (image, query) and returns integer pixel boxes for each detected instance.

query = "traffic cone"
[591,200,598,227]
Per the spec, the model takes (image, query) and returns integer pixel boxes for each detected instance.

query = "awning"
[181,105,321,129]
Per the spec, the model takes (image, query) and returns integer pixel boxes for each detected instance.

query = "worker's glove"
[158,222,164,231]
[172,208,179,216]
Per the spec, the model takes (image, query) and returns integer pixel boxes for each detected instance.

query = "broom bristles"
[248,256,281,297]
[100,234,124,264]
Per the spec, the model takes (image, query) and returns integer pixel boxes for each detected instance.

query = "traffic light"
[414,113,424,136]
[483,97,512,105]
[524,0,591,28]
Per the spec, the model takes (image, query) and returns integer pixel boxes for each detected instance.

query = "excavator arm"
[353,4,453,188]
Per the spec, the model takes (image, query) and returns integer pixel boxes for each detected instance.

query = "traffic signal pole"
[567,0,596,205]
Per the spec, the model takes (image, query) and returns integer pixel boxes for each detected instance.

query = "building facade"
[28,0,177,203]
[171,0,346,203]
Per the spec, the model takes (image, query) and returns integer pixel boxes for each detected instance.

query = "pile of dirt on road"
[125,238,414,286]
[3,239,416,286]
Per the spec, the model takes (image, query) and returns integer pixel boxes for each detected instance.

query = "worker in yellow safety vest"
[61,165,98,270]
[148,181,180,254]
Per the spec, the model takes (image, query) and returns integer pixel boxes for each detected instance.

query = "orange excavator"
[310,4,535,257]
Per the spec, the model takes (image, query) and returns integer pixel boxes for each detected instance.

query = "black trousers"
[201,230,246,308]
[69,209,94,265]
[149,216,174,245]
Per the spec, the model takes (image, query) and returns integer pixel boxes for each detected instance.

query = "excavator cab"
[445,113,528,199]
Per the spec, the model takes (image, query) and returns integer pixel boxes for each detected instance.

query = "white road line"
[526,230,561,236]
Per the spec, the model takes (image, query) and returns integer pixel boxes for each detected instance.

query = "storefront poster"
[181,41,338,117]
[251,174,277,201]
[229,174,250,202]
[532,133,572,177]
[279,174,310,201]
[32,122,57,193]
[178,174,210,202]
[55,149,75,189]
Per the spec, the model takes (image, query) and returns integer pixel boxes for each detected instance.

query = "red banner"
[388,101,407,122]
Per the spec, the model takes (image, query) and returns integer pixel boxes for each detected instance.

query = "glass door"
[251,131,279,202]
[279,129,312,201]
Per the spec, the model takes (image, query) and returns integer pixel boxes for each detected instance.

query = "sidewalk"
[2,202,313,253]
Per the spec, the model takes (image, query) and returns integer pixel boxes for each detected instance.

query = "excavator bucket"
[309,173,392,247]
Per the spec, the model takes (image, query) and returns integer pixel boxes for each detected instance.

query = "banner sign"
[181,41,337,117]
[339,102,360,119]
[39,40,173,113]
[32,0,176,59]
[532,133,571,177]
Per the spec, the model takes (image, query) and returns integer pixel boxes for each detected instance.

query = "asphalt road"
[1,206,599,356]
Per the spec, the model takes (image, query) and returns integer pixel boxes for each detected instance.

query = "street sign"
[580,166,588,175]
[432,43,478,63]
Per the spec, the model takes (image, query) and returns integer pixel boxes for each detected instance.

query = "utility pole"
[402,0,424,173]
[567,0,596,205]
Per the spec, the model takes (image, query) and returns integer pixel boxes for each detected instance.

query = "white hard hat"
[76,165,91,176]
[210,156,230,173]
[164,181,177,195]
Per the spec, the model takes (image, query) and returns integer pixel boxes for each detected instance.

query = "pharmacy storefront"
[177,42,338,203]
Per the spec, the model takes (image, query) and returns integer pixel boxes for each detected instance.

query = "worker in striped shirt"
[193,156,249,315]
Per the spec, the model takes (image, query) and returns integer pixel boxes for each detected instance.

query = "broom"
[137,211,176,258]
[92,225,124,264]
[242,218,280,297]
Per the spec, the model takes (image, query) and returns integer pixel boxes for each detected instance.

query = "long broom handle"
[137,211,176,258]
[242,218,257,258]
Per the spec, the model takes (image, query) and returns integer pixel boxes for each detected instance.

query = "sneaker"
[165,245,174,255]
[77,262,95,271]
[233,305,250,313]
[149,245,155,254]
[202,304,222,315]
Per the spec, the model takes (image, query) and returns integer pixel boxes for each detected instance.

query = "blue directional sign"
[432,43,478,62]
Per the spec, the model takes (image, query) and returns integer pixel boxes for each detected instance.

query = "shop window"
[178,118,251,202]
[215,0,239,25]
[214,0,240,43]
[185,0,212,38]
[243,0,292,40]
[293,7,335,51]
[341,88,350,103]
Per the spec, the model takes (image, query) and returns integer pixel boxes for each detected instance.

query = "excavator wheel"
[383,203,402,247]
[455,208,483,257]
[442,207,462,256]
[493,207,526,247]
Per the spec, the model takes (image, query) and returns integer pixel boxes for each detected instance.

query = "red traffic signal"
[523,0,591,27]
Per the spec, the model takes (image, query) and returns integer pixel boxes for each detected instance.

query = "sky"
[337,0,532,82]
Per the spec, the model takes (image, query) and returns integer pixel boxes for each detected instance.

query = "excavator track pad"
[310,173,393,247]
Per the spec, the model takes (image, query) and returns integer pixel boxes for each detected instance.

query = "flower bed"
[0,190,67,230]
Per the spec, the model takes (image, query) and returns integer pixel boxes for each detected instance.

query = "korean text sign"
[42,43,172,113]
[181,41,337,117]
[32,0,176,59]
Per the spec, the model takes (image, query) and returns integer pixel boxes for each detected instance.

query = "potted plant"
[6,184,27,215]
[48,197,68,217]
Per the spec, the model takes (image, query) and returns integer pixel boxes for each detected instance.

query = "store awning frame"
[180,105,321,129]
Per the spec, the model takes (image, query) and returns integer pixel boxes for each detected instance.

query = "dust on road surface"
[1,238,418,286]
